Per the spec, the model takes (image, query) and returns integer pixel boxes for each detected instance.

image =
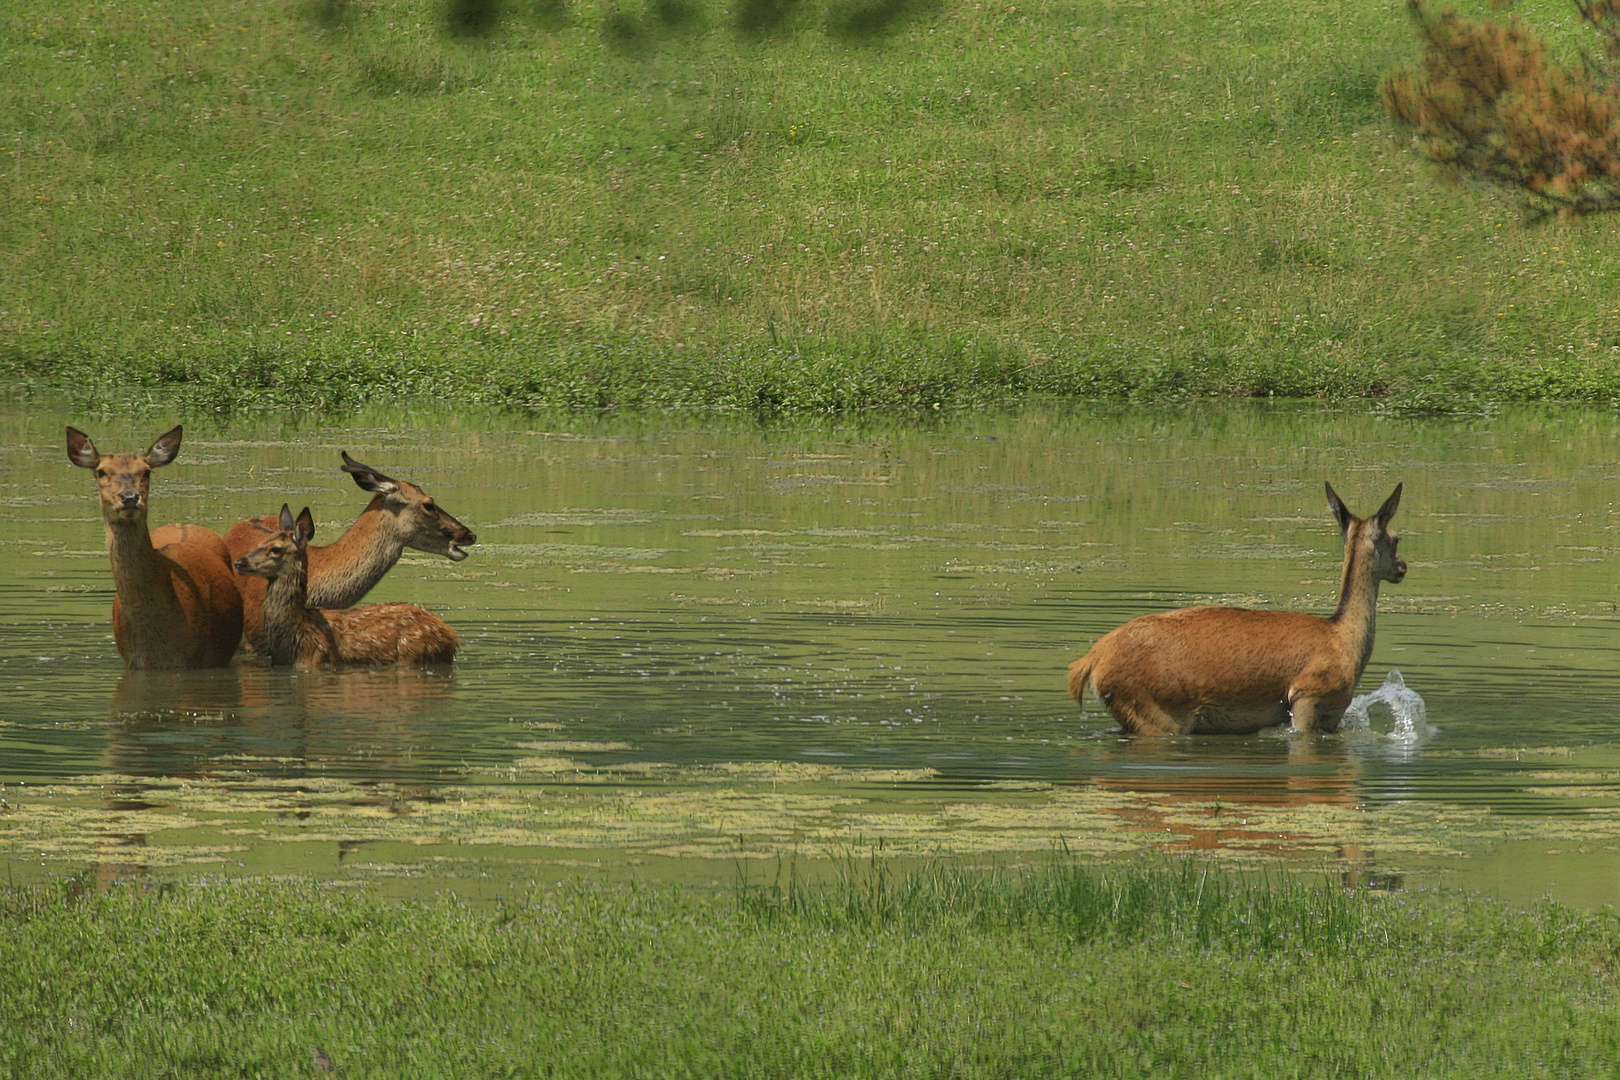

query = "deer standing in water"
[1068,483,1406,736]
[233,505,459,668]
[225,452,476,655]
[66,425,244,669]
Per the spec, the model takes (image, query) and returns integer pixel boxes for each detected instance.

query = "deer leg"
[1288,691,1351,734]
[1106,693,1193,737]
[1288,697,1323,733]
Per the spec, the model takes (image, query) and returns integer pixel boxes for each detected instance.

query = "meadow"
[3,859,1619,1078]
[9,8,1620,1070]
[5,0,1620,414]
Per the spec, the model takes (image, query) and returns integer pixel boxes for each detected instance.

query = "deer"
[66,425,244,669]
[225,452,476,656]
[233,505,459,668]
[1067,483,1406,736]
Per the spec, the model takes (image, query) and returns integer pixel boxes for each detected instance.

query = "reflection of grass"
[4,863,1620,1076]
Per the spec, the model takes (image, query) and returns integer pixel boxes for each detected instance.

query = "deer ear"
[295,507,316,546]
[1374,483,1402,528]
[66,427,100,469]
[1325,481,1354,536]
[145,425,183,468]
[278,504,295,532]
[340,451,399,496]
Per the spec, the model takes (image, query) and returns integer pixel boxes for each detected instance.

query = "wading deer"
[66,425,244,669]
[225,452,476,655]
[1067,483,1406,736]
[233,505,459,668]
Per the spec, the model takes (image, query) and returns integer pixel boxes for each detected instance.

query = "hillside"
[4,0,1619,412]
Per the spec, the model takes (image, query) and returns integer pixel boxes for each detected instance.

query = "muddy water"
[4,401,1620,906]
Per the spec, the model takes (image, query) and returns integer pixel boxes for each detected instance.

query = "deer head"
[67,425,183,526]
[234,505,316,580]
[1327,482,1406,585]
[340,452,476,562]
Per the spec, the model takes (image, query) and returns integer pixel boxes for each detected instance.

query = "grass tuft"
[739,852,1369,953]
[3,861,1620,1076]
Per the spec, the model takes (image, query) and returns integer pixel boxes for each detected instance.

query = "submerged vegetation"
[4,0,1620,415]
[3,860,1619,1077]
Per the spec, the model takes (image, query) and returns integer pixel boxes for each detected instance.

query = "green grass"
[5,0,1620,415]
[4,859,1620,1077]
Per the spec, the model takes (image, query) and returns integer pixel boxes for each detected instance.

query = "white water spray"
[1340,669,1434,745]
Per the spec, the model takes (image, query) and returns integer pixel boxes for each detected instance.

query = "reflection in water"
[106,666,457,779]
[1089,734,1360,836]
[1080,737,1412,887]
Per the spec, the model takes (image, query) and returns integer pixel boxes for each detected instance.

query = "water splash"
[1341,669,1435,746]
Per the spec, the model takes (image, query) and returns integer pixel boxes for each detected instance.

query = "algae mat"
[7,747,1620,903]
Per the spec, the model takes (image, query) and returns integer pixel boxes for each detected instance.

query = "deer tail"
[1066,650,1097,704]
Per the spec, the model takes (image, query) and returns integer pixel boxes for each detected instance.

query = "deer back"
[322,603,460,667]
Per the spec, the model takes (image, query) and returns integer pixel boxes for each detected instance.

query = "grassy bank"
[5,0,1620,414]
[3,860,1620,1077]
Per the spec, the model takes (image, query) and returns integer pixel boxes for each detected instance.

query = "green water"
[4,401,1620,905]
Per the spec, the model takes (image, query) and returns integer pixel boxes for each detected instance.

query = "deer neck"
[103,515,183,622]
[1329,530,1381,680]
[308,497,404,608]
[261,551,312,666]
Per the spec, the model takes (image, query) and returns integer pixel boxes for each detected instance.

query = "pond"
[3,400,1620,907]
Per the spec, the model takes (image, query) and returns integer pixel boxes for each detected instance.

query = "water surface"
[4,402,1620,906]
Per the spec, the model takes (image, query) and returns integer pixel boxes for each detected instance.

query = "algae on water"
[7,755,1620,883]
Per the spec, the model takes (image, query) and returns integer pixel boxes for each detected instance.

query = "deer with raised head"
[66,425,244,669]
[233,505,459,668]
[1067,483,1406,736]
[225,452,476,655]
